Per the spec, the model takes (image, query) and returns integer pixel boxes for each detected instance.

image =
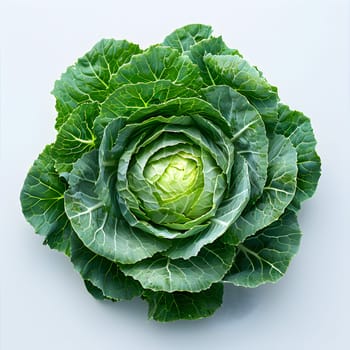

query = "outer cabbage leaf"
[20,145,72,255]
[188,36,241,86]
[43,222,73,256]
[203,53,279,127]
[223,134,297,245]
[53,39,142,130]
[143,283,223,322]
[163,24,213,52]
[203,85,268,202]
[224,210,301,287]
[110,46,203,92]
[275,104,321,211]
[71,232,143,300]
[84,280,106,300]
[52,103,98,175]
[120,241,235,293]
[93,80,198,141]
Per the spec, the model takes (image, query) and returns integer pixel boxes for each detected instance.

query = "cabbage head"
[20,24,321,322]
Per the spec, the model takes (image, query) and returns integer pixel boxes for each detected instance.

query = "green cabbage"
[20,24,321,322]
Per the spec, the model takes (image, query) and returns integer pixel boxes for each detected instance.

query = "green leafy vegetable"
[20,24,321,322]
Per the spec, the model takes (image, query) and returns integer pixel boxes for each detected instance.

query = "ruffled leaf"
[223,134,298,245]
[52,103,99,175]
[224,210,301,287]
[163,23,213,52]
[143,283,223,322]
[53,39,141,129]
[84,280,106,300]
[94,80,197,141]
[111,46,203,91]
[203,53,279,127]
[188,36,240,85]
[20,145,72,255]
[203,85,268,202]
[120,241,235,293]
[275,104,321,211]
[71,232,142,300]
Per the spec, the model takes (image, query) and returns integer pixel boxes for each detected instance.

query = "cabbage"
[20,24,321,322]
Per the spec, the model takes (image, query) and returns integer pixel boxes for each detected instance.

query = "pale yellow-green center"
[144,152,200,201]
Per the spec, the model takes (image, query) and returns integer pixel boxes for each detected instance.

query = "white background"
[1,0,349,349]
